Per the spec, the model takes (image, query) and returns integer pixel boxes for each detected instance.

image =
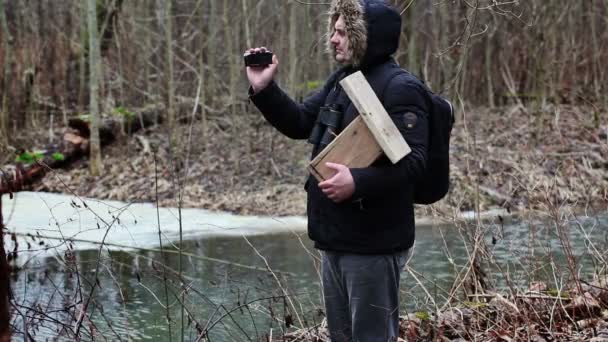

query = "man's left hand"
[319,162,355,203]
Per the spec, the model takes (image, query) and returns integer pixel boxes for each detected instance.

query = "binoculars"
[308,104,344,148]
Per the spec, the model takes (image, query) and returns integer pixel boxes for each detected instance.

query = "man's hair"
[326,0,368,67]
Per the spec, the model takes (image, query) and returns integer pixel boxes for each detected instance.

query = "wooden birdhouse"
[308,71,411,181]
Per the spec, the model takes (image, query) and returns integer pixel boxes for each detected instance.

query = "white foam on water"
[2,191,511,265]
[1,192,307,263]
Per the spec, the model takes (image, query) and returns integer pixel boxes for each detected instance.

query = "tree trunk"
[221,0,240,174]
[589,0,601,104]
[485,31,495,108]
[206,0,216,109]
[115,14,125,106]
[241,0,251,48]
[222,0,237,117]
[278,2,288,82]
[0,0,10,144]
[287,0,298,96]
[144,1,154,104]
[165,0,176,146]
[406,2,418,74]
[301,4,312,86]
[198,0,207,150]
[315,7,325,82]
[87,0,103,176]
[437,1,450,90]
[78,2,87,114]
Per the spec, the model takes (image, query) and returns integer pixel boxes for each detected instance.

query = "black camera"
[243,50,273,67]
[308,104,344,148]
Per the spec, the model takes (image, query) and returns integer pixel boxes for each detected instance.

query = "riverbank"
[2,104,603,219]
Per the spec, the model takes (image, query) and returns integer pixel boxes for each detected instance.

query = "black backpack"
[387,69,455,204]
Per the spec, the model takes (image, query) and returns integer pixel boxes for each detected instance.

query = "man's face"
[330,15,352,64]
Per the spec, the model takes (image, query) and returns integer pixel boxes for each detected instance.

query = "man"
[245,0,429,340]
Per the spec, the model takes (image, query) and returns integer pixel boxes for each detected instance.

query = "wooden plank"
[339,71,410,163]
[308,116,382,181]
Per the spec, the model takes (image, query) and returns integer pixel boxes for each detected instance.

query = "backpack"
[387,69,455,204]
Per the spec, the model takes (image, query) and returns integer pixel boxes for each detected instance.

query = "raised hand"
[245,47,279,94]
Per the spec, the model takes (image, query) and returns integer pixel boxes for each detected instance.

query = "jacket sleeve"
[249,73,338,140]
[349,74,430,200]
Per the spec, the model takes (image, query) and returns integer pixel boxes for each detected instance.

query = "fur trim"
[326,0,367,67]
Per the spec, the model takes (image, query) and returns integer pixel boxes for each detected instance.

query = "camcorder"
[308,104,344,148]
[243,50,273,67]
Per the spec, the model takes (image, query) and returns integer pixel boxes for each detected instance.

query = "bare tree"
[287,0,298,95]
[165,0,176,146]
[223,0,237,117]
[406,2,418,79]
[0,0,10,143]
[241,0,251,48]
[206,0,217,109]
[87,0,103,175]
[78,2,88,112]
[198,0,208,149]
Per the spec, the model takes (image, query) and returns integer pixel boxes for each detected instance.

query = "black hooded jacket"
[250,0,430,254]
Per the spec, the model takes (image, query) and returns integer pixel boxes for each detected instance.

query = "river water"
[3,192,607,341]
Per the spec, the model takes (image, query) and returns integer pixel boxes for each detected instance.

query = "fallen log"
[0,109,160,195]
[0,134,88,194]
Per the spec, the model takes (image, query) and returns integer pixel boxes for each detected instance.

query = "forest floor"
[3,103,608,218]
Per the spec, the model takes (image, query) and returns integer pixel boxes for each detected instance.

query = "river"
[2,192,607,341]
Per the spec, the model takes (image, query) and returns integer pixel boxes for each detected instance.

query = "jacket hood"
[327,0,401,69]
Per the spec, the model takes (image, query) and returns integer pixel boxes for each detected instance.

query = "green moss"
[296,80,323,92]
[305,80,322,91]
[547,288,570,299]
[464,301,488,309]
[15,151,44,164]
[415,311,430,321]
[113,106,135,121]
[52,152,65,161]
[78,113,91,122]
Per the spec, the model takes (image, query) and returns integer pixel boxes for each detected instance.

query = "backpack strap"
[381,67,405,103]
[384,67,455,126]
[381,66,433,108]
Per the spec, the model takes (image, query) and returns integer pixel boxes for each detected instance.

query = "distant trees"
[0,0,605,161]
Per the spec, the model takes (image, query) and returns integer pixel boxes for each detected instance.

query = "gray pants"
[321,249,409,342]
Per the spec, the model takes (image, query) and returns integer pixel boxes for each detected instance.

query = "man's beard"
[333,49,352,65]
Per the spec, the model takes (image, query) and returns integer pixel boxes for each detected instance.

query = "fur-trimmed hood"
[327,0,401,68]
